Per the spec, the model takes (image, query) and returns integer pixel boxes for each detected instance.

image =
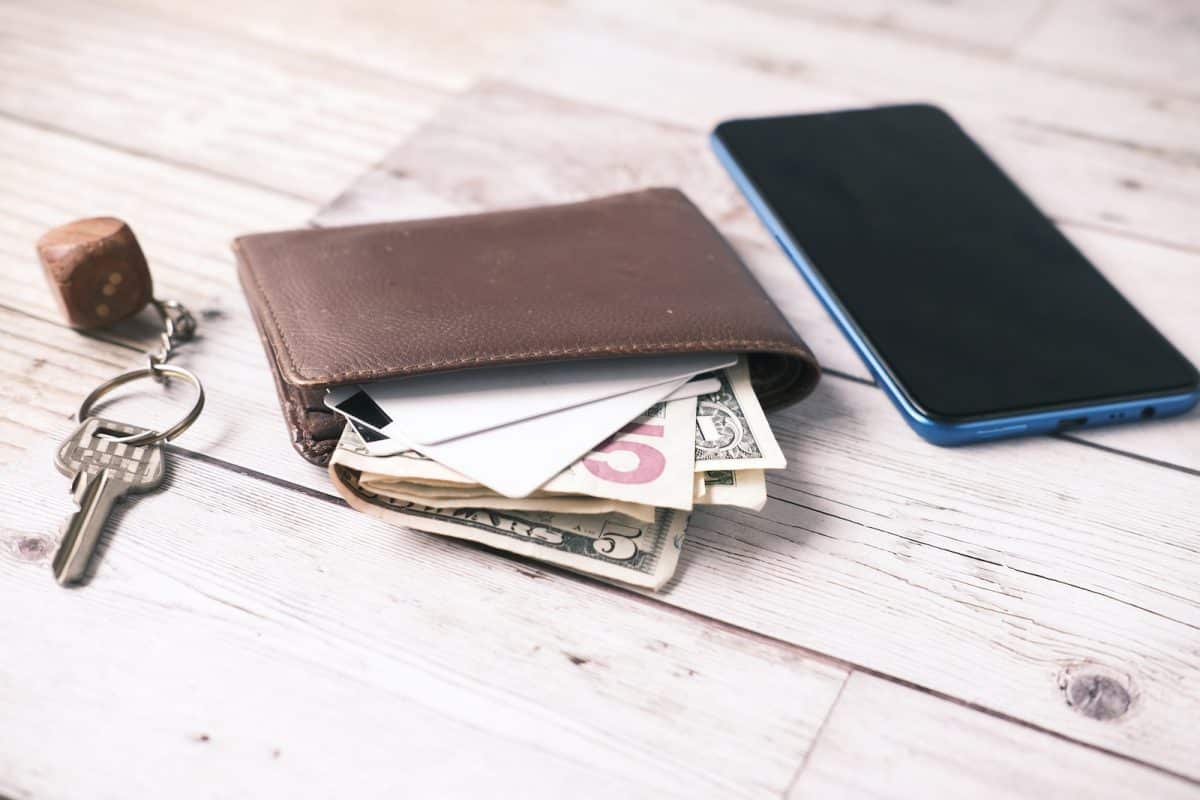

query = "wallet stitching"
[238,242,309,384]
[236,244,329,459]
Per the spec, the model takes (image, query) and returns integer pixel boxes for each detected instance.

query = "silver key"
[53,417,165,585]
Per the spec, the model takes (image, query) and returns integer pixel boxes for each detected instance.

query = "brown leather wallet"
[234,188,820,464]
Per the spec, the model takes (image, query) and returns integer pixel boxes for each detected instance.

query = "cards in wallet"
[233,187,820,465]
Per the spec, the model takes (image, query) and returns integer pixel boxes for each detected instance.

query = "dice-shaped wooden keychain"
[36,217,154,329]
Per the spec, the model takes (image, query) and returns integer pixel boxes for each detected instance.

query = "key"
[52,417,165,586]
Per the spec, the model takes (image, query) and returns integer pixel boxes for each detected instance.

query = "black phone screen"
[715,105,1197,420]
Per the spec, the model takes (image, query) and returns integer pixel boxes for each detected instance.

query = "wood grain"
[790,672,1198,799]
[109,0,557,92]
[1017,0,1200,97]
[0,0,447,202]
[0,449,848,799]
[756,0,1053,53]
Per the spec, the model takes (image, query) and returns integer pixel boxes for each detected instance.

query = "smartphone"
[712,104,1199,445]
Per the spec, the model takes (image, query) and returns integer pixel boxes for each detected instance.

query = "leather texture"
[234,188,820,464]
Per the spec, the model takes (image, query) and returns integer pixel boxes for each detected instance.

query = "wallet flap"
[234,188,819,464]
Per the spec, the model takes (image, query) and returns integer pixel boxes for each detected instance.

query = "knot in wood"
[10,534,52,562]
[1062,671,1132,721]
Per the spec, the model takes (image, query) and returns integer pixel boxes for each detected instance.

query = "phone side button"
[975,424,1028,438]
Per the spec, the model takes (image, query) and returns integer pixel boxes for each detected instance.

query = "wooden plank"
[108,0,557,93]
[0,447,848,799]
[0,0,447,202]
[860,0,1050,52]
[727,0,1052,53]
[501,0,1200,251]
[317,82,1200,472]
[791,672,1198,799]
[1017,0,1200,98]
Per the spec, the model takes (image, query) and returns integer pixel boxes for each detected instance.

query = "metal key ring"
[76,364,205,446]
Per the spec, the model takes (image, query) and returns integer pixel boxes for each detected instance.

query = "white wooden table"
[2,1,1198,797]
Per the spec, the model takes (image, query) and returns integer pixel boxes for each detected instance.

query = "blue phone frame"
[711,130,1200,446]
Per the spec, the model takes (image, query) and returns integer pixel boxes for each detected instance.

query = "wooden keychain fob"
[36,217,153,329]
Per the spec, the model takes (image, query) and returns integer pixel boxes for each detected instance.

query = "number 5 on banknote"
[584,419,666,484]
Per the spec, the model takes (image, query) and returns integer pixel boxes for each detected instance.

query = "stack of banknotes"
[325,355,784,590]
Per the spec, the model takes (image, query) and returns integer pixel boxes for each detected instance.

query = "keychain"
[37,217,205,586]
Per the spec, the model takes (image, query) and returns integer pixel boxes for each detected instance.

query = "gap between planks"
[784,668,851,797]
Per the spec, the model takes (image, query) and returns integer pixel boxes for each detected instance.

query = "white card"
[344,375,693,497]
[325,353,734,445]
[664,376,720,401]
[341,375,722,458]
